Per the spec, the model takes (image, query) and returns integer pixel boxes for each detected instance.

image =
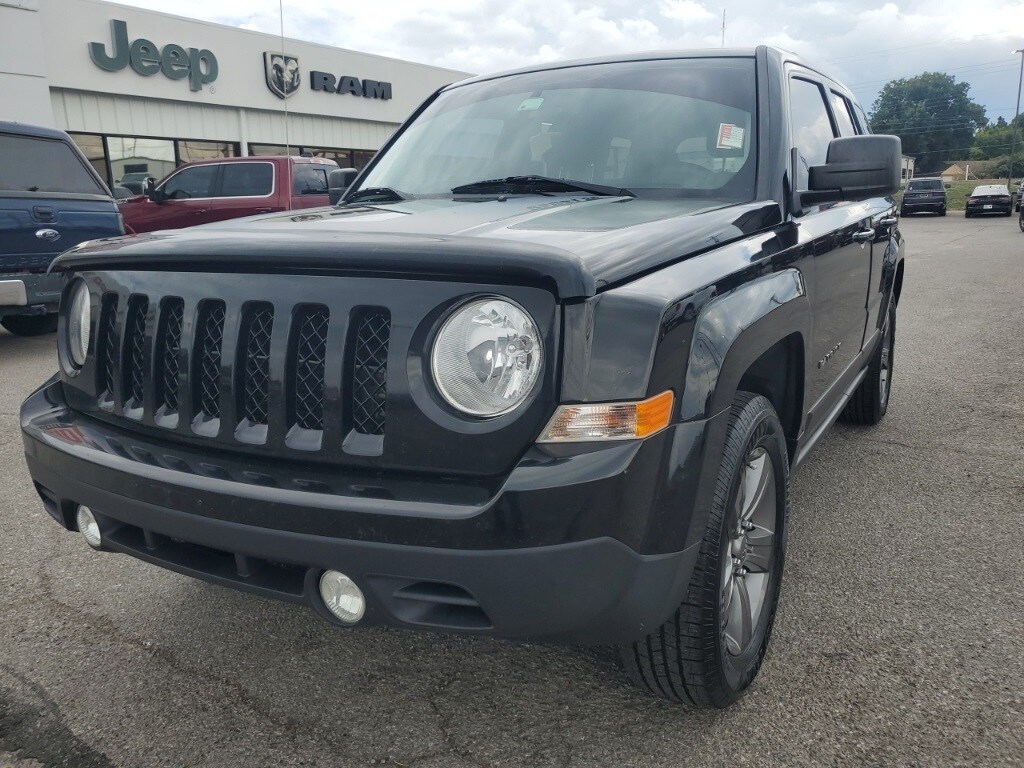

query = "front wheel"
[619,392,789,707]
[939,206,946,216]
[1018,211,1024,233]
[1,314,58,336]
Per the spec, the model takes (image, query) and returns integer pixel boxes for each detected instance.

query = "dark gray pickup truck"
[21,47,904,707]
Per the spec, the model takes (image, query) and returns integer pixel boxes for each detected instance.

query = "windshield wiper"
[343,187,414,204]
[452,175,635,198]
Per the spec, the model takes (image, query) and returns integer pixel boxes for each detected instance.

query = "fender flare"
[679,268,809,422]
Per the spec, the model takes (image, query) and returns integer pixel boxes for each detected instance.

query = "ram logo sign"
[264,52,301,99]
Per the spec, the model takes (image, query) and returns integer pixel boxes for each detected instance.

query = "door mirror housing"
[145,177,165,203]
[328,168,359,205]
[803,135,902,205]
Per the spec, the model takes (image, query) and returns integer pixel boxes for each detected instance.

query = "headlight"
[66,280,91,367]
[431,297,543,417]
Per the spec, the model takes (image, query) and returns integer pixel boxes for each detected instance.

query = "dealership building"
[1,0,470,188]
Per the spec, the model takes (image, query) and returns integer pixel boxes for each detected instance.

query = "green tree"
[971,122,1021,160]
[869,72,988,172]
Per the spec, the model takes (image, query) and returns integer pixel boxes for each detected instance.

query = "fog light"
[319,570,365,624]
[76,505,102,548]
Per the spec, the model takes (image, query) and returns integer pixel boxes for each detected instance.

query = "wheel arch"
[679,269,809,441]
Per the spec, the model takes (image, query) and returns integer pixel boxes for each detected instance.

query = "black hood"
[55,195,781,299]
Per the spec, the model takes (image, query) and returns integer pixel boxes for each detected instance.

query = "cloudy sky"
[123,0,1024,121]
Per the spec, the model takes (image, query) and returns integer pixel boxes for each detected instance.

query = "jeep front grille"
[351,309,390,436]
[292,306,329,431]
[195,301,226,421]
[91,291,392,453]
[240,303,274,426]
[156,298,184,415]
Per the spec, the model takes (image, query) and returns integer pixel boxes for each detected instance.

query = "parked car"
[116,172,152,195]
[1012,179,1023,212]
[118,155,340,234]
[899,176,946,216]
[21,47,905,708]
[0,121,123,336]
[964,184,1012,217]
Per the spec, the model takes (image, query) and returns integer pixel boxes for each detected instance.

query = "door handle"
[879,216,898,226]
[852,229,875,242]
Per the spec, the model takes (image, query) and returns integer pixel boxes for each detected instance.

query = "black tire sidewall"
[712,396,789,699]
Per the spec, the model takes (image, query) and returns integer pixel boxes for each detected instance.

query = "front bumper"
[22,379,712,644]
[0,271,61,315]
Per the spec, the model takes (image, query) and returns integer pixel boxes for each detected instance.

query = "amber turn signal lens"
[538,390,675,443]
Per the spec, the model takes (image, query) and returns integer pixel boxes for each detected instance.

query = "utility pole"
[721,10,726,48]
[1008,48,1023,192]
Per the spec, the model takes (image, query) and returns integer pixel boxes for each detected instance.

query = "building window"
[249,143,376,171]
[178,140,237,163]
[108,136,176,189]
[64,132,240,191]
[67,133,107,186]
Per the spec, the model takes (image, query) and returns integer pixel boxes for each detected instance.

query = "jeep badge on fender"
[21,46,904,709]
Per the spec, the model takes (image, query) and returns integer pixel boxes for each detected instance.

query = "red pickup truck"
[119,155,341,234]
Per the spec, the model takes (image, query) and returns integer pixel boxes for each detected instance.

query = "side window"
[220,163,274,197]
[830,93,858,137]
[853,103,871,135]
[162,165,218,199]
[789,77,837,190]
[292,165,329,194]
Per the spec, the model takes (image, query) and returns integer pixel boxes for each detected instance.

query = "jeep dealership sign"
[89,19,217,92]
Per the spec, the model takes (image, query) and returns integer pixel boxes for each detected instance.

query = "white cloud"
[119,0,1024,118]
[660,1,715,23]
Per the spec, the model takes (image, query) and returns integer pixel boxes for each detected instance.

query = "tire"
[899,207,907,217]
[964,211,972,218]
[1,314,58,336]
[939,206,946,217]
[841,302,895,426]
[1018,211,1024,233]
[619,392,789,708]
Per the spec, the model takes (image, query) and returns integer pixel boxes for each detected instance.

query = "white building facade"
[1,0,469,187]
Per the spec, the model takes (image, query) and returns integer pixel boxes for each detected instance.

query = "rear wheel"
[619,392,788,707]
[1019,210,1024,233]
[841,303,895,425]
[1,314,58,336]
[939,206,946,216]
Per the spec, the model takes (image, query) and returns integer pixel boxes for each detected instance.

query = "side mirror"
[144,177,165,202]
[804,135,902,205]
[328,167,359,205]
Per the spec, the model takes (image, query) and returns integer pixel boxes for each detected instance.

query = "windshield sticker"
[517,97,544,112]
[717,124,745,150]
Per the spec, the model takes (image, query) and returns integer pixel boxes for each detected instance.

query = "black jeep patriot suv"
[21,47,904,708]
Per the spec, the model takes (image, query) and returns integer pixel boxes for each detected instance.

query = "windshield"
[906,179,942,191]
[358,58,757,201]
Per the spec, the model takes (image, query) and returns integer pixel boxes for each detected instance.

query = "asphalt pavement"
[1,212,1022,767]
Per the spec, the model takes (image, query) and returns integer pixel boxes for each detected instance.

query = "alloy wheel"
[721,446,777,656]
